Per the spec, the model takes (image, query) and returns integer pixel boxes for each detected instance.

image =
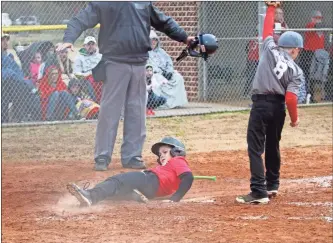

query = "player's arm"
[285,92,298,126]
[262,5,276,40]
[169,172,194,202]
[261,3,281,52]
[285,67,304,127]
[150,4,189,44]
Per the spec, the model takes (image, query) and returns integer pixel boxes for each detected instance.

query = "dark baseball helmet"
[151,137,186,156]
[188,33,218,60]
[278,31,304,49]
[199,34,219,54]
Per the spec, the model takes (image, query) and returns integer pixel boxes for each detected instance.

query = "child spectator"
[145,64,167,116]
[67,78,100,120]
[29,51,42,85]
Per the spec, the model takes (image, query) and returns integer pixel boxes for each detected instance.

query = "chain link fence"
[1,1,332,125]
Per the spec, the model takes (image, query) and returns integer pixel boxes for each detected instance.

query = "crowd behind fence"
[1,1,333,125]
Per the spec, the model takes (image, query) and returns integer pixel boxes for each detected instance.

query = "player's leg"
[67,171,159,206]
[120,63,147,169]
[265,103,286,198]
[236,99,270,204]
[94,61,132,171]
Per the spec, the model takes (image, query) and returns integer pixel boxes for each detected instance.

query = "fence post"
[258,0,266,57]
[203,60,207,102]
[198,1,208,102]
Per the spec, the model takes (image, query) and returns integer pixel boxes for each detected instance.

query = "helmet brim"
[151,142,175,156]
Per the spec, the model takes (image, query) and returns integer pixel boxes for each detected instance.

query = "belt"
[251,94,285,102]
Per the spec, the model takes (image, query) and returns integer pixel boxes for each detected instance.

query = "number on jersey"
[274,60,288,79]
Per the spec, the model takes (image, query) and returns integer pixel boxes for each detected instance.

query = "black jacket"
[63,2,188,64]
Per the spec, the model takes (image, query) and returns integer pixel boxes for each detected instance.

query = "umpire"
[57,2,194,171]
[236,2,304,204]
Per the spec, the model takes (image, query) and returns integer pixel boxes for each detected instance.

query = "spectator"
[67,78,100,120]
[308,49,330,103]
[29,51,43,85]
[17,41,55,79]
[148,30,188,108]
[1,33,42,123]
[73,36,102,103]
[1,32,14,59]
[145,64,167,116]
[299,10,325,83]
[38,65,80,121]
[57,46,75,79]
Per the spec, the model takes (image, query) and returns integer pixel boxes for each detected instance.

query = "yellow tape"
[2,24,100,33]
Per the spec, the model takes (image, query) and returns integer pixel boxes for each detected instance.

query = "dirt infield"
[2,106,333,243]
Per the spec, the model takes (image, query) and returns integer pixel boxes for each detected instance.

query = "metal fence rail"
[1,1,332,126]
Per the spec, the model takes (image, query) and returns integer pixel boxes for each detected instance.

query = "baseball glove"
[264,1,281,7]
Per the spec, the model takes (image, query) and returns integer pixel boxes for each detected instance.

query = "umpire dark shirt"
[63,2,188,64]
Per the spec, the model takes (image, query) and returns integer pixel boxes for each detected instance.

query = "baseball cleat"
[132,189,149,203]
[236,193,269,204]
[267,190,278,198]
[67,183,92,207]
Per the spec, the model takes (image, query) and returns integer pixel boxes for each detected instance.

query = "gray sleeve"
[323,58,330,82]
[286,65,304,96]
[63,3,100,44]
[262,36,277,52]
[150,4,188,43]
[309,55,316,80]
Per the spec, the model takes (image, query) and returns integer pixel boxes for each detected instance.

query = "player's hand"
[264,1,281,7]
[290,118,299,127]
[56,42,74,53]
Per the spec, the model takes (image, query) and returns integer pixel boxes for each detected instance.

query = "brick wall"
[154,2,199,101]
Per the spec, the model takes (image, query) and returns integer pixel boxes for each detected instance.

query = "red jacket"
[38,66,67,120]
[304,22,325,51]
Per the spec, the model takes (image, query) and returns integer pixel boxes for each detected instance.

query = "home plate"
[182,197,215,203]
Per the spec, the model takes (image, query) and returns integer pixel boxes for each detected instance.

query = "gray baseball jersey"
[251,36,304,96]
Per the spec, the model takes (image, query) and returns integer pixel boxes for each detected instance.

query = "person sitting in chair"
[148,30,188,109]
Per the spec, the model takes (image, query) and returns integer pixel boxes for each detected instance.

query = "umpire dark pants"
[88,171,159,204]
[247,94,286,197]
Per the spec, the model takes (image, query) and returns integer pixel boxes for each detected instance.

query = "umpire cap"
[151,137,186,156]
[278,31,304,49]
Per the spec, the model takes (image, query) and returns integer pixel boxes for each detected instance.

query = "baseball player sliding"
[67,137,194,207]
[236,1,305,204]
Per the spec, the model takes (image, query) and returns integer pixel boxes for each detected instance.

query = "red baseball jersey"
[150,156,191,197]
[304,22,325,51]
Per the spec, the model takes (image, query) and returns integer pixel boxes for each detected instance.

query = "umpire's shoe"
[67,183,92,207]
[122,157,147,169]
[236,193,269,204]
[94,155,111,171]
